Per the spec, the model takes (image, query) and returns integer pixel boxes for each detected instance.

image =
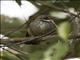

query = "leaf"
[57,21,72,40]
[43,41,69,60]
[1,51,20,60]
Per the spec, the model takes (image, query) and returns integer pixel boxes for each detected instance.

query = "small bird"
[28,15,56,36]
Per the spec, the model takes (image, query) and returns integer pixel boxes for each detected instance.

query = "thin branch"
[4,22,27,36]
[15,28,56,45]
[1,38,28,55]
[38,1,78,17]
[70,33,80,39]
[1,32,80,45]
[3,5,50,37]
[60,0,69,11]
[27,0,41,8]
[4,48,27,60]
[77,9,80,19]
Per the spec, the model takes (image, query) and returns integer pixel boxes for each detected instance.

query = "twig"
[3,5,50,37]
[1,38,28,55]
[4,22,27,36]
[38,1,78,17]
[15,28,56,45]
[60,0,69,11]
[1,32,80,45]
[27,0,41,8]
[4,48,27,60]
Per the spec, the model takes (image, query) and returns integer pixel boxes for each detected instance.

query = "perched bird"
[28,15,56,36]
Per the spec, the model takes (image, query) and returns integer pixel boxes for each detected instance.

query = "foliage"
[0,15,26,37]
[1,51,20,60]
[57,21,72,40]
[1,0,80,60]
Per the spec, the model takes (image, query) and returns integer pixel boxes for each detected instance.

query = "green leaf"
[57,21,72,40]
[43,41,69,60]
[1,51,20,60]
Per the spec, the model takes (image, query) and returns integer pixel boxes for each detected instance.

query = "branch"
[38,1,78,17]
[3,5,50,37]
[1,32,80,45]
